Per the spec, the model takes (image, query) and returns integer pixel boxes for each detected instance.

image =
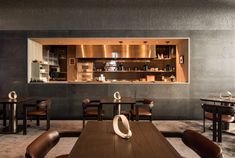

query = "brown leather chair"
[82,98,104,128]
[0,109,3,125]
[25,130,81,158]
[23,99,51,134]
[182,130,223,158]
[202,104,234,132]
[0,105,7,126]
[162,130,223,158]
[130,99,154,121]
[202,103,235,142]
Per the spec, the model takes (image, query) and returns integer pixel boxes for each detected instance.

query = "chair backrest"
[202,103,235,117]
[82,98,90,108]
[25,130,60,158]
[182,130,223,158]
[137,99,154,109]
[37,99,51,110]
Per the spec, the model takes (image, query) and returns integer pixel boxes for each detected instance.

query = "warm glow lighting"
[126,45,129,58]
[103,45,107,57]
[81,45,85,57]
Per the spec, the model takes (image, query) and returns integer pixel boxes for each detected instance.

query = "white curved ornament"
[8,91,17,99]
[113,114,132,139]
[227,91,232,98]
[113,91,121,100]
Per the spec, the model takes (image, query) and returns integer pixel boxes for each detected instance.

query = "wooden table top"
[69,121,181,158]
[200,96,235,104]
[0,97,33,104]
[100,97,136,104]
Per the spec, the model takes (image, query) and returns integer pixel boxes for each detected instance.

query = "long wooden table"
[69,121,181,158]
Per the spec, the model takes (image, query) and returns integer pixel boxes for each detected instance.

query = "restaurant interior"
[0,0,235,158]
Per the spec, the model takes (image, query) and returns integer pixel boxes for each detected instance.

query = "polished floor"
[0,120,234,158]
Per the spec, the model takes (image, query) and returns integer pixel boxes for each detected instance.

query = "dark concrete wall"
[0,0,235,30]
[0,0,235,119]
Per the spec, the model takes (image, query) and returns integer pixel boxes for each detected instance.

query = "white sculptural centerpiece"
[220,91,233,100]
[112,91,132,139]
[8,91,17,99]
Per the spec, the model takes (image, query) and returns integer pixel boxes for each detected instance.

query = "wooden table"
[0,97,33,134]
[200,96,235,105]
[100,97,136,119]
[69,121,181,158]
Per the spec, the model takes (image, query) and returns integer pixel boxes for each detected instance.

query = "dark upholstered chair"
[182,130,223,158]
[0,105,7,126]
[25,130,81,158]
[23,99,52,134]
[162,130,223,158]
[0,109,3,125]
[202,103,235,142]
[82,98,104,128]
[130,99,154,121]
[202,104,234,132]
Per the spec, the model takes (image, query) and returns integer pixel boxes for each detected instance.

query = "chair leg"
[46,114,50,130]
[203,112,206,132]
[23,105,27,135]
[36,117,40,126]
[82,116,85,128]
[3,104,7,126]
[150,115,152,122]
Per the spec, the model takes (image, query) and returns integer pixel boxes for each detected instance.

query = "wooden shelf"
[94,71,175,73]
[153,58,176,61]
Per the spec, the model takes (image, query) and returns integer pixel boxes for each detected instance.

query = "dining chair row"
[82,98,154,128]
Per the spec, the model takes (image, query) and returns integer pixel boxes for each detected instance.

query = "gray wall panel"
[0,0,234,119]
[0,0,235,30]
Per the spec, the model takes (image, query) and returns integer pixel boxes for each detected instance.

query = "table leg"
[3,104,7,126]
[9,103,17,133]
[136,105,139,121]
[212,112,217,142]
[98,104,102,121]
[218,114,222,142]
[117,104,121,115]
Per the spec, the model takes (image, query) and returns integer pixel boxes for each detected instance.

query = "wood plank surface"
[69,121,181,158]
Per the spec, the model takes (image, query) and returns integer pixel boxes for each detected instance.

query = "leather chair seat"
[84,109,104,116]
[130,108,152,116]
[205,112,234,123]
[27,109,46,116]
